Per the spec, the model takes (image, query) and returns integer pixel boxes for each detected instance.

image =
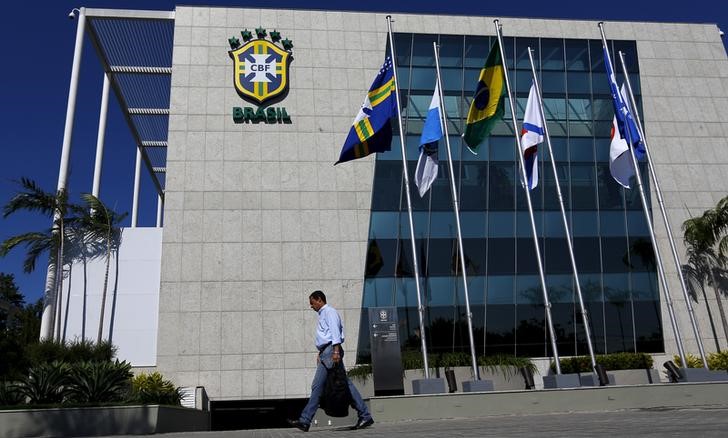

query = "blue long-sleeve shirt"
[315,304,344,349]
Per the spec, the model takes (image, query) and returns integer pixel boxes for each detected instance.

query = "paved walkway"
[106,406,728,437]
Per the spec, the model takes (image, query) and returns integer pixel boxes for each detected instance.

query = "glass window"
[441,68,463,92]
[603,273,635,352]
[570,164,598,210]
[438,35,463,67]
[541,38,564,71]
[567,71,591,95]
[464,35,491,68]
[601,236,630,273]
[408,67,437,91]
[487,238,515,274]
[600,210,627,237]
[571,211,599,237]
[516,37,539,70]
[565,39,590,71]
[411,34,438,66]
[541,71,565,94]
[488,211,515,238]
[569,137,594,162]
[545,238,572,274]
[573,237,602,273]
[393,33,412,67]
[516,238,541,275]
[489,162,516,210]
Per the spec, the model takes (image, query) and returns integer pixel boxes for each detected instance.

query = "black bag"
[321,362,351,417]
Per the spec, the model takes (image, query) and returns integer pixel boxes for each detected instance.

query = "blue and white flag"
[603,45,644,159]
[415,82,442,197]
[610,84,635,188]
[520,84,543,190]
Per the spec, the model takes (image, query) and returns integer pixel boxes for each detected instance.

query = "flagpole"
[387,15,431,377]
[617,50,708,369]
[433,41,480,380]
[494,20,562,373]
[598,22,687,368]
[526,47,600,377]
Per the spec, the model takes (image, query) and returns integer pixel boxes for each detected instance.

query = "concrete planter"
[351,366,529,397]
[0,405,209,437]
[609,369,662,385]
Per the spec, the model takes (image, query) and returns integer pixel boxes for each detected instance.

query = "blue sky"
[1,0,726,304]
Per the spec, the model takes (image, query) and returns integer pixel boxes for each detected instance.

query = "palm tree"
[683,200,728,348]
[74,194,126,343]
[0,178,72,341]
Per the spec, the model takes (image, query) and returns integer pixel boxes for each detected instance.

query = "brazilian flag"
[463,40,506,154]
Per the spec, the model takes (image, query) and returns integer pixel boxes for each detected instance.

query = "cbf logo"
[228,27,293,107]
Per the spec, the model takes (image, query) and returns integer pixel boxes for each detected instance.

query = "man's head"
[309,290,327,311]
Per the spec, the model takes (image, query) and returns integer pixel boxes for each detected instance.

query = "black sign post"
[368,307,404,396]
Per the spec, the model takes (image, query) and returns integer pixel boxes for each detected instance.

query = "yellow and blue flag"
[463,40,505,154]
[336,54,397,164]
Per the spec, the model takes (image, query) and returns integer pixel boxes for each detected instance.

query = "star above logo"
[282,38,294,50]
[255,27,267,39]
[270,30,281,42]
[241,29,253,41]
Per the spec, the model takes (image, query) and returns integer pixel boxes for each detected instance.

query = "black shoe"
[286,419,310,432]
[350,417,374,430]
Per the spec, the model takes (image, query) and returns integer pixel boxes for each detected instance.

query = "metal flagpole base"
[542,374,581,389]
[461,380,494,392]
[412,378,446,394]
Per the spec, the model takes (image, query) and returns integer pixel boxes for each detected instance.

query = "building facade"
[157,6,728,401]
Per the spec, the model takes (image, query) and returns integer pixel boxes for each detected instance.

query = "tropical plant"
[26,339,116,367]
[74,194,126,344]
[553,352,653,373]
[673,353,703,369]
[683,199,728,346]
[708,350,728,371]
[0,381,25,406]
[16,361,69,404]
[478,354,538,377]
[65,360,132,403]
[347,364,373,382]
[130,372,181,405]
[0,178,76,341]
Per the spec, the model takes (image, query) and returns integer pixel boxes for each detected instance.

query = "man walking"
[287,290,374,432]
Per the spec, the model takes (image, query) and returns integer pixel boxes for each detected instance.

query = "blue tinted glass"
[601,237,629,273]
[626,211,650,236]
[613,40,639,73]
[571,211,599,237]
[541,38,564,71]
[489,162,516,210]
[541,71,565,93]
[409,66,437,91]
[570,164,598,210]
[567,71,590,94]
[565,39,590,71]
[411,34,438,66]
[438,35,463,67]
[516,37,539,70]
[600,211,627,237]
[488,211,515,237]
[441,68,463,92]
[464,35,491,68]
[393,33,412,67]
[569,137,594,162]
[516,275,543,304]
[487,276,515,304]
[489,136,516,161]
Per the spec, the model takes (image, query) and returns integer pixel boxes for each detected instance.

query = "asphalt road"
[104,406,728,437]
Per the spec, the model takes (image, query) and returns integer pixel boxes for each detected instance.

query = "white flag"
[609,84,634,188]
[415,82,442,197]
[520,84,543,190]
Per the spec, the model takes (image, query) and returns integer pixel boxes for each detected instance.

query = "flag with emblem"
[520,84,543,190]
[415,81,442,197]
[463,40,506,154]
[336,53,397,164]
[609,84,637,188]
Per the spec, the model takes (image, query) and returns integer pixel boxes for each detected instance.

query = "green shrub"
[130,372,181,406]
[65,361,132,404]
[478,355,537,377]
[347,364,372,382]
[26,340,116,367]
[553,352,653,373]
[708,351,728,371]
[17,362,69,404]
[0,381,25,406]
[673,353,703,368]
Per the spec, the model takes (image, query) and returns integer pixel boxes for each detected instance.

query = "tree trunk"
[97,233,112,344]
[62,265,72,342]
[709,268,728,351]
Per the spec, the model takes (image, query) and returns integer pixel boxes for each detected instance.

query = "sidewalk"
[105,407,728,437]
